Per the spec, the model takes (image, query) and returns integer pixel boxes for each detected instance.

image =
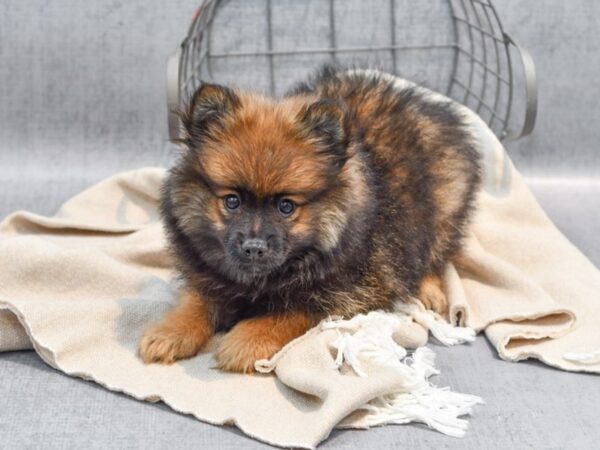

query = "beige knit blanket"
[1,99,599,448]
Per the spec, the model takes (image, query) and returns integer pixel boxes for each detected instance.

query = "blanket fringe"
[359,381,484,438]
[324,311,483,437]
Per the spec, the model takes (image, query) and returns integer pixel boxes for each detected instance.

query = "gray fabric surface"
[1,0,599,448]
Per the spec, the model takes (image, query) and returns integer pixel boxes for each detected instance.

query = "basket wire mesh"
[167,0,537,143]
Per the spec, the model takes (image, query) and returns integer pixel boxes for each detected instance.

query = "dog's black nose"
[242,238,268,260]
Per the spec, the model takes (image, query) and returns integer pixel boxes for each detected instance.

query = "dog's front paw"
[215,320,284,373]
[139,324,209,365]
[215,311,315,373]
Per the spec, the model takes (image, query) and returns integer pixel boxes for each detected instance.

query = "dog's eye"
[278,198,295,217]
[224,194,241,211]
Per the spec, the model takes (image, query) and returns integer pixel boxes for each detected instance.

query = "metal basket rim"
[168,0,537,143]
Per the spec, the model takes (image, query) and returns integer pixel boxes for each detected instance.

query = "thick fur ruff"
[141,66,481,371]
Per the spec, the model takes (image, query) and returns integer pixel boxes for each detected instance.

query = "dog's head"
[166,83,369,286]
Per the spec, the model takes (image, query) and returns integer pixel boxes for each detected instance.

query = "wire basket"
[167,0,537,143]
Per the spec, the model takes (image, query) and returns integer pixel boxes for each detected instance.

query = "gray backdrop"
[1,0,599,217]
[1,1,599,449]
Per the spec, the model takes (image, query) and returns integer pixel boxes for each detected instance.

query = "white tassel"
[563,350,600,365]
[360,387,483,438]
[324,312,410,377]
[325,312,483,437]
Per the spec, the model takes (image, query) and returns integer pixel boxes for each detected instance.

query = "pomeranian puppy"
[139,66,481,372]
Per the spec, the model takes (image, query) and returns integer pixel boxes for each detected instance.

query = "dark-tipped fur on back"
[161,65,481,330]
[289,65,481,274]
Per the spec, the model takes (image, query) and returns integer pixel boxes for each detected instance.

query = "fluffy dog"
[139,66,481,372]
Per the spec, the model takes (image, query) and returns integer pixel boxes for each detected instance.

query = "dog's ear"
[181,83,240,146]
[299,99,348,166]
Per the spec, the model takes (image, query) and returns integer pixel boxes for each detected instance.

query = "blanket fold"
[1,95,598,448]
